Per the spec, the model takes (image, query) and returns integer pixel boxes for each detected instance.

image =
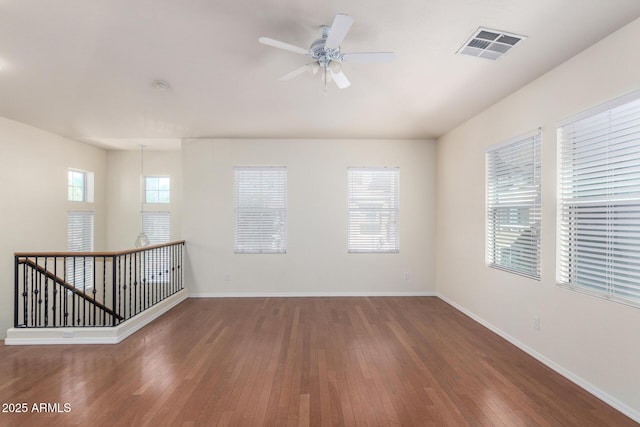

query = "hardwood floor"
[0,297,636,426]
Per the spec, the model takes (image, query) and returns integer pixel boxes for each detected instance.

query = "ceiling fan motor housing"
[310,44,342,67]
[309,38,327,59]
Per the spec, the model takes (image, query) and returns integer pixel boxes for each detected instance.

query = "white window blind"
[486,131,541,279]
[142,211,170,244]
[558,92,640,306]
[234,167,287,254]
[67,211,94,289]
[348,167,399,253]
[142,211,170,282]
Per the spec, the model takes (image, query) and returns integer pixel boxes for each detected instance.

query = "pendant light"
[135,145,150,248]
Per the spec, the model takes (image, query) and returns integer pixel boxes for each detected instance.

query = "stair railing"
[14,240,185,328]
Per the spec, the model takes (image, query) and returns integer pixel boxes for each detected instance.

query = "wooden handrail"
[14,240,185,258]
[18,258,124,321]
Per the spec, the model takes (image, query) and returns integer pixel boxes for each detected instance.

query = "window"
[348,167,399,253]
[145,176,170,204]
[486,130,541,279]
[68,169,94,202]
[67,211,94,290]
[558,92,640,306]
[234,167,287,254]
[68,170,86,202]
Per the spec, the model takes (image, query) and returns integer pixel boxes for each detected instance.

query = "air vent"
[457,27,526,61]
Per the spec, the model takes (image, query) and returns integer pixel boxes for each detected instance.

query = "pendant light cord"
[140,145,145,233]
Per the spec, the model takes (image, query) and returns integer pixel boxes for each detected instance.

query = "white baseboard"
[189,291,437,298]
[4,289,188,345]
[436,294,640,424]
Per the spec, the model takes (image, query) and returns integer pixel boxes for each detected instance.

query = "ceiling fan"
[259,14,394,91]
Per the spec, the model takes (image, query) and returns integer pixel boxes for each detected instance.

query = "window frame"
[68,169,86,202]
[485,129,542,280]
[144,176,171,204]
[68,168,94,203]
[347,167,400,254]
[234,166,287,254]
[557,90,640,308]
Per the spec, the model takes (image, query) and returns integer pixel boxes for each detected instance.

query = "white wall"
[182,139,436,296]
[436,17,640,419]
[0,117,107,339]
[106,150,182,250]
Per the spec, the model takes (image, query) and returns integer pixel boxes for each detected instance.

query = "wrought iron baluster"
[143,250,148,311]
[162,246,166,300]
[128,253,132,320]
[52,256,58,327]
[111,255,117,327]
[167,245,171,296]
[14,256,19,327]
[117,255,122,323]
[179,243,182,291]
[134,252,138,315]
[72,257,77,326]
[153,248,157,305]
[44,257,49,327]
[63,257,68,326]
[22,257,28,327]
[92,257,97,326]
[102,256,107,326]
[81,256,86,326]
[148,248,153,306]
[31,258,36,327]
[170,244,175,295]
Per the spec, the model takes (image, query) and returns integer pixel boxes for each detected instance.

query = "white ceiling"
[1,0,639,150]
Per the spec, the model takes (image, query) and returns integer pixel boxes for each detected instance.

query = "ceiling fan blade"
[341,52,395,63]
[324,14,354,49]
[259,37,309,55]
[329,70,351,89]
[279,63,315,81]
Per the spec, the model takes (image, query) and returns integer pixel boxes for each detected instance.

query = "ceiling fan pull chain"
[324,66,328,95]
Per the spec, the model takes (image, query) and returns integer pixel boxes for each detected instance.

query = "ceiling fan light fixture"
[309,62,320,75]
[328,60,342,73]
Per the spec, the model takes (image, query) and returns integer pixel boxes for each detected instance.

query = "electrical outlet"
[403,272,409,280]
[62,330,74,338]
[533,317,540,331]
[224,273,231,282]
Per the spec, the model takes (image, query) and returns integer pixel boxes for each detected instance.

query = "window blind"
[142,211,170,244]
[142,211,170,282]
[558,93,640,306]
[486,131,541,279]
[67,211,94,289]
[234,167,287,254]
[348,167,399,253]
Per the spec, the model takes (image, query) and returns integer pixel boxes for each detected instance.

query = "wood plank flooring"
[0,297,637,426]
